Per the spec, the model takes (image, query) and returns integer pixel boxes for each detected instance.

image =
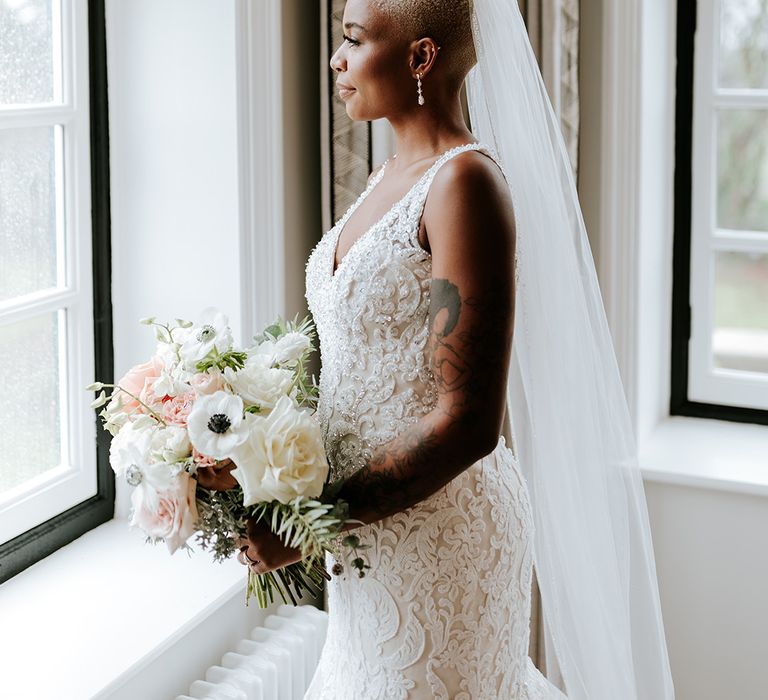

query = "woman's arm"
[337,150,516,530]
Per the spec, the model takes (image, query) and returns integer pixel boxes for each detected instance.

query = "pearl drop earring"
[417,73,425,106]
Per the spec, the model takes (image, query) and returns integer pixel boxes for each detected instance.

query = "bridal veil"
[466,1,676,697]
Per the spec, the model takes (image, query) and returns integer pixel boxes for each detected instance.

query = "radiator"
[174,604,328,700]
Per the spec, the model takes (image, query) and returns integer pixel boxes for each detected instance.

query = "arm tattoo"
[429,276,513,421]
[430,279,461,335]
[337,275,513,525]
[429,278,469,401]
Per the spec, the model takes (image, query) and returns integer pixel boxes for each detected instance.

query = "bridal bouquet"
[88,309,369,606]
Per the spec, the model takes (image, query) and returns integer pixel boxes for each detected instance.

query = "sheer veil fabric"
[466,1,675,698]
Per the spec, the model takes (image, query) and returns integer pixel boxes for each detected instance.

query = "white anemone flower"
[179,308,234,369]
[128,460,178,493]
[187,390,247,460]
[108,420,154,478]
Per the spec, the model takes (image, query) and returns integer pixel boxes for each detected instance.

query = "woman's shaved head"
[370,0,476,83]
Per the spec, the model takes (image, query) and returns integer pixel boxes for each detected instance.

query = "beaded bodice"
[304,142,496,481]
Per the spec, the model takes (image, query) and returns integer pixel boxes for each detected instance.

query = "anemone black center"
[207,413,231,434]
[197,324,215,342]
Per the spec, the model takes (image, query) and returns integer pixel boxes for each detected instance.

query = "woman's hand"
[236,516,304,575]
[196,458,239,491]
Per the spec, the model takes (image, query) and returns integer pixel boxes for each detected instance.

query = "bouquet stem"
[245,557,330,607]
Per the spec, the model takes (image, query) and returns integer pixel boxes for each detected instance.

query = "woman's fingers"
[237,545,264,573]
[235,517,303,573]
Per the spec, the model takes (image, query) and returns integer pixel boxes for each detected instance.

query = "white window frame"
[0,0,98,544]
[688,0,768,410]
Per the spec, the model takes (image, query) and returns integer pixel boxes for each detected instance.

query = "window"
[672,0,768,424]
[0,0,113,583]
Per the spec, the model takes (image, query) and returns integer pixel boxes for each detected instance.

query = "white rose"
[224,358,294,411]
[272,332,311,366]
[150,424,191,464]
[249,338,277,362]
[230,395,329,506]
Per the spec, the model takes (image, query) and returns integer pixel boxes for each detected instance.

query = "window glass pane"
[0,0,56,105]
[0,311,62,495]
[717,109,768,232]
[0,126,59,302]
[713,250,768,373]
[719,0,768,89]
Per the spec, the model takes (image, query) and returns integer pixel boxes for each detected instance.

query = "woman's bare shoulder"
[423,148,516,254]
[431,148,511,206]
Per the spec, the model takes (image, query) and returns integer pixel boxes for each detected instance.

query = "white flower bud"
[90,390,108,408]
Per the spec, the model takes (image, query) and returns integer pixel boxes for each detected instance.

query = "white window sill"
[639,415,768,497]
[0,519,276,700]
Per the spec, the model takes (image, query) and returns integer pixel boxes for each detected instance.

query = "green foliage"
[247,496,349,561]
[195,349,248,374]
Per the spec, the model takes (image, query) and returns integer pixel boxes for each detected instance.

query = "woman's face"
[330,0,415,121]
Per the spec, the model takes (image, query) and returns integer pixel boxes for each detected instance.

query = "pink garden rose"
[113,356,165,413]
[163,392,195,426]
[130,471,199,555]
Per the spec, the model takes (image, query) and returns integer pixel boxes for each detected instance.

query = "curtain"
[319,0,580,678]
[519,0,580,180]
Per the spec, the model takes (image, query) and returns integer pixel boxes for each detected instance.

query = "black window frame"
[0,0,115,584]
[671,0,768,427]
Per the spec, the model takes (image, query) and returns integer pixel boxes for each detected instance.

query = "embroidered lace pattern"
[303,143,567,699]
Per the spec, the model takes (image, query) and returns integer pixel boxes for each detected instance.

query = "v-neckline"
[329,158,393,280]
[329,142,482,280]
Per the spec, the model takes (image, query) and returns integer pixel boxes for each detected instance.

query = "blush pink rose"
[189,370,225,396]
[163,392,195,426]
[192,448,217,469]
[131,471,199,555]
[115,356,165,413]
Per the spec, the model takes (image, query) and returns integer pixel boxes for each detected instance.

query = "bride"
[227,0,676,698]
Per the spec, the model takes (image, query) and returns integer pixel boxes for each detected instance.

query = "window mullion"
[712,229,768,253]
[0,106,77,129]
[0,289,82,323]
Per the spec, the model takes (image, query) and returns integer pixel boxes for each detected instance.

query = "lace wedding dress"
[303,142,567,699]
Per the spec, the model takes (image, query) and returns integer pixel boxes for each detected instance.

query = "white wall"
[645,481,768,699]
[106,0,242,380]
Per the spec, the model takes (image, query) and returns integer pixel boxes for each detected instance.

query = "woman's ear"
[410,37,441,77]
